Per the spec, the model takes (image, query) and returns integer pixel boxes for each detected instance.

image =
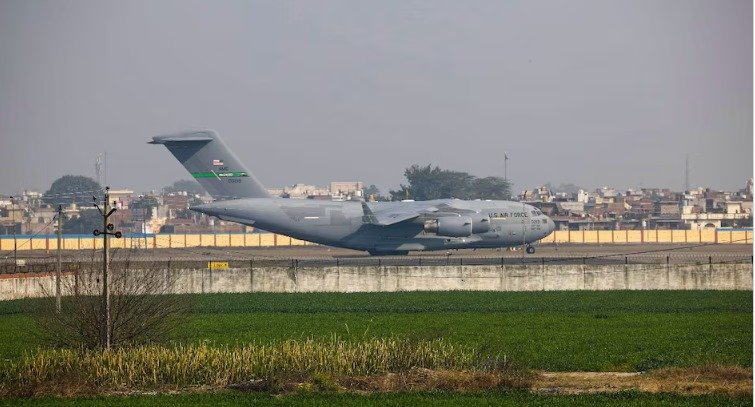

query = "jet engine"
[424,216,473,237]
[469,213,491,233]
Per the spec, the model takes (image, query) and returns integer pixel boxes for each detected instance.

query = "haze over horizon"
[0,0,751,197]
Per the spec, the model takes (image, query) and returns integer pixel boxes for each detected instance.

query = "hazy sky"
[0,0,751,196]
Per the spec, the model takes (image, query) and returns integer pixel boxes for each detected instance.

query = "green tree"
[555,183,582,195]
[363,184,380,197]
[43,175,102,206]
[472,176,511,200]
[363,184,390,201]
[389,164,510,201]
[163,180,205,195]
[130,196,159,214]
[63,209,101,234]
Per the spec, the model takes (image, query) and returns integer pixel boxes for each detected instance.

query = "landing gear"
[525,245,536,254]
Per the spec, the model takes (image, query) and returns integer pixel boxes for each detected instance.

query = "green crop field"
[0,291,750,372]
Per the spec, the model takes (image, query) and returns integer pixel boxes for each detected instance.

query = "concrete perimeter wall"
[2,263,751,300]
[1,229,751,252]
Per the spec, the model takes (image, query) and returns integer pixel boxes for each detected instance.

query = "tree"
[62,209,102,234]
[130,196,159,212]
[472,176,511,200]
[389,164,510,201]
[163,180,205,196]
[363,184,380,198]
[36,251,190,349]
[363,184,389,201]
[43,175,102,206]
[554,183,582,195]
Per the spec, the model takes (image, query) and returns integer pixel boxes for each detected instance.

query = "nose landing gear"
[525,245,536,254]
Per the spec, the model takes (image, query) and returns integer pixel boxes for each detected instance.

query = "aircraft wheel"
[526,245,536,254]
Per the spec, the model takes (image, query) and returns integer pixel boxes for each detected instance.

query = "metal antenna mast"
[684,154,690,192]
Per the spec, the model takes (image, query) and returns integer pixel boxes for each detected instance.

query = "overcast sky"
[0,0,751,197]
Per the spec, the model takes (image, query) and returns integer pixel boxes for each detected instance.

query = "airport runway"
[7,243,752,266]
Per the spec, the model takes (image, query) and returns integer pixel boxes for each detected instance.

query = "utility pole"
[10,196,16,270]
[93,187,122,349]
[56,205,63,313]
[522,198,526,262]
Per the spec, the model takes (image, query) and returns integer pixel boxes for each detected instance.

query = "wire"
[0,216,58,260]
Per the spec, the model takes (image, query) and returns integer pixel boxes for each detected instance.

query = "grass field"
[0,291,750,372]
[2,391,752,406]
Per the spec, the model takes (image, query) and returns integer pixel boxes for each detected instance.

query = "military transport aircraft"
[151,130,555,255]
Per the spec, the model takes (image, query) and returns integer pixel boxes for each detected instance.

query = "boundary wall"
[540,229,751,244]
[1,263,751,300]
[0,230,751,252]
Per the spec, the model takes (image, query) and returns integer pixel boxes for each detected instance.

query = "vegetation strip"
[0,339,497,397]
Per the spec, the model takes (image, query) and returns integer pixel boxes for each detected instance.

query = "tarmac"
[7,243,753,266]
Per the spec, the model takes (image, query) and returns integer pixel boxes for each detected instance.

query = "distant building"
[109,189,134,209]
[330,182,364,200]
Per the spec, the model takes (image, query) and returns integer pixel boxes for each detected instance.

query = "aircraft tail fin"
[150,130,269,200]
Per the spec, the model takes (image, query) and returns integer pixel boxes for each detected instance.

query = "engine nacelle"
[424,216,473,237]
[469,213,491,234]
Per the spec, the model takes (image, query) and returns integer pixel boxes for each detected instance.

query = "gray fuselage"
[193,198,555,253]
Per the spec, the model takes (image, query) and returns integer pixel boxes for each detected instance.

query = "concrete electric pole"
[93,187,122,349]
[56,205,63,313]
[9,196,16,270]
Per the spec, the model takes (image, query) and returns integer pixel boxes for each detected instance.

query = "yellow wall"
[200,234,214,247]
[79,237,95,250]
[582,231,597,243]
[185,234,201,247]
[215,234,230,247]
[3,230,751,251]
[627,230,643,243]
[30,239,46,250]
[229,234,245,247]
[597,231,613,243]
[613,231,628,243]
[731,230,750,244]
[155,235,172,249]
[685,230,700,243]
[671,230,686,243]
[569,231,584,243]
[656,230,672,243]
[247,234,260,247]
[717,230,732,244]
[259,234,275,246]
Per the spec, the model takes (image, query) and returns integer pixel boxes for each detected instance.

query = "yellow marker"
[208,261,229,269]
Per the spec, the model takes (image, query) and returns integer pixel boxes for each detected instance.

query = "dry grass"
[533,365,752,397]
[0,339,485,398]
[337,367,534,392]
[641,365,752,397]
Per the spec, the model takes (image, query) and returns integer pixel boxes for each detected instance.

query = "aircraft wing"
[361,201,481,226]
[361,202,438,226]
